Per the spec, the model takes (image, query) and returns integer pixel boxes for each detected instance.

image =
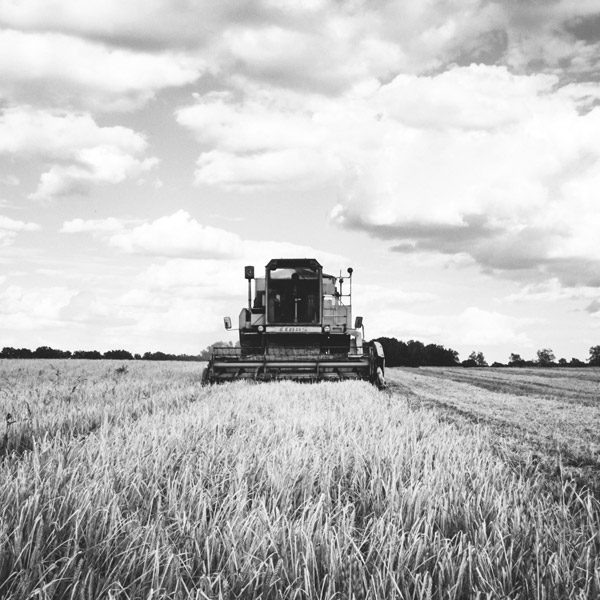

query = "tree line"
[371,339,600,368]
[0,346,207,361]
[3,341,600,367]
[0,341,239,362]
[371,338,459,367]
[438,346,599,368]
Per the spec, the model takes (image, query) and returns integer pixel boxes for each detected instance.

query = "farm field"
[386,367,600,495]
[1,360,600,599]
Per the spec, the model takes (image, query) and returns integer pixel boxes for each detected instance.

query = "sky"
[2,0,600,363]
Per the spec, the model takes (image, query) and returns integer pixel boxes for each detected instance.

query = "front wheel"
[201,366,210,386]
[375,366,386,389]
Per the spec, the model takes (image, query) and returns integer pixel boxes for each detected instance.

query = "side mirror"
[354,316,363,329]
[224,317,232,330]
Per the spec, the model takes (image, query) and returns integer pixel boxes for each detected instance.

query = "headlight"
[323,325,331,333]
[258,325,264,332]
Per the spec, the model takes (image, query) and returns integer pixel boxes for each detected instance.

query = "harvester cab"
[203,258,385,387]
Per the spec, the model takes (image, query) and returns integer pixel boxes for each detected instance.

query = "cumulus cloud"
[213,1,600,91]
[108,210,242,258]
[367,303,532,350]
[505,279,600,304]
[0,107,158,201]
[0,1,408,91]
[58,290,114,324]
[0,284,78,330]
[219,21,404,93]
[498,1,600,76]
[353,283,438,309]
[0,0,559,99]
[60,217,126,234]
[136,259,243,300]
[176,91,342,190]
[0,29,203,111]
[0,174,19,186]
[0,215,41,246]
[585,299,600,315]
[62,210,345,264]
[176,64,600,286]
[193,149,341,191]
[327,65,600,287]
[448,306,532,346]
[0,0,253,50]
[176,92,319,152]
[2,0,599,101]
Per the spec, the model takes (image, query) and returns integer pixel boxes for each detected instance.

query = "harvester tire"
[375,366,386,389]
[201,366,210,386]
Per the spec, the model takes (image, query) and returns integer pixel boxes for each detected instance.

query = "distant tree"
[134,354,142,360]
[33,346,71,359]
[142,351,169,361]
[176,354,203,362]
[1,347,19,358]
[569,357,586,368]
[422,344,460,366]
[468,351,488,367]
[103,349,134,360]
[33,346,55,359]
[508,353,526,367]
[558,358,568,366]
[198,341,238,362]
[589,345,600,366]
[491,362,505,368]
[72,350,102,359]
[406,340,426,367]
[536,348,556,367]
[370,337,459,367]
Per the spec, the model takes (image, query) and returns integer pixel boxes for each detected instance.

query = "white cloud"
[176,64,600,285]
[0,174,19,186]
[0,29,203,111]
[0,108,145,155]
[61,210,345,265]
[220,21,404,93]
[505,279,600,304]
[0,1,405,92]
[1,0,598,101]
[448,307,532,347]
[176,91,319,153]
[0,0,249,49]
[108,210,242,258]
[0,215,41,246]
[135,260,244,306]
[353,283,438,308]
[58,290,111,323]
[194,149,341,191]
[60,217,126,234]
[327,66,600,286]
[366,304,532,350]
[0,107,158,201]
[176,91,342,190]
[373,65,557,131]
[0,284,78,330]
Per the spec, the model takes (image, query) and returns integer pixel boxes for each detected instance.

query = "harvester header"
[203,258,385,387]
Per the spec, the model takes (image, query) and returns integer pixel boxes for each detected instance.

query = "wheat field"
[1,360,599,599]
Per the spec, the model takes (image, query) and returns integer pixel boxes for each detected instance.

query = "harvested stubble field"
[1,361,599,599]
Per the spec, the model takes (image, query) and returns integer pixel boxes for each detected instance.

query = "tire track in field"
[385,368,600,496]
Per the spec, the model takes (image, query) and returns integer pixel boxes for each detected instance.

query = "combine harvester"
[203,258,385,387]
